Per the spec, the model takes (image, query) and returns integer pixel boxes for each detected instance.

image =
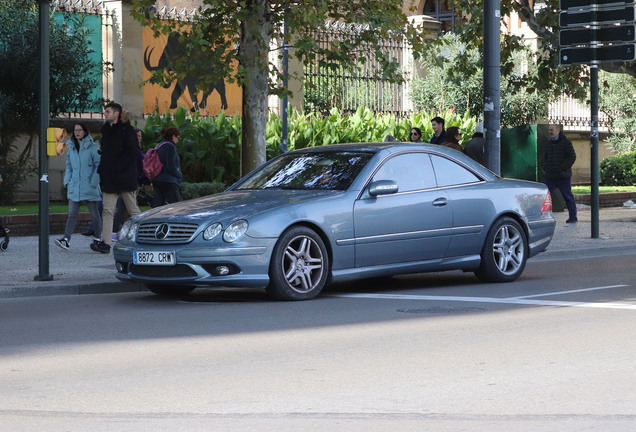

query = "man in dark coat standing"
[543,124,578,223]
[91,102,141,254]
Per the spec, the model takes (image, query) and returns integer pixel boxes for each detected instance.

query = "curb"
[0,281,143,299]
[532,244,636,262]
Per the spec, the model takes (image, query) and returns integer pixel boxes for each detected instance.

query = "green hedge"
[600,152,636,186]
[141,106,479,189]
[180,181,227,200]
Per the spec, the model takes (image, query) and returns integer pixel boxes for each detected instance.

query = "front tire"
[267,226,329,301]
[145,284,195,297]
[475,217,528,283]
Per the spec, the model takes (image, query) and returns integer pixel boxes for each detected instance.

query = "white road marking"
[329,284,636,310]
[512,285,628,299]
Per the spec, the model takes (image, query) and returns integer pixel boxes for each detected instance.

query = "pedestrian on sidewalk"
[464,122,485,166]
[429,116,446,145]
[151,127,183,208]
[91,102,141,254]
[54,122,102,251]
[542,123,578,223]
[409,127,423,143]
[442,126,463,152]
[112,127,151,239]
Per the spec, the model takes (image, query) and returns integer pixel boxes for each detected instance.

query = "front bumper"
[113,238,276,288]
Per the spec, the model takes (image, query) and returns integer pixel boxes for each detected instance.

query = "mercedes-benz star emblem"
[155,223,170,240]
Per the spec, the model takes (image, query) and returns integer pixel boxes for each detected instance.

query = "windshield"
[236,151,374,191]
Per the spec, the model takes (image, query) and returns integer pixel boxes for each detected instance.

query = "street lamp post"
[35,0,53,281]
[484,0,501,175]
[280,16,289,154]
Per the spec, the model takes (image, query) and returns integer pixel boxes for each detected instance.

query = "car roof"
[290,142,496,175]
[293,142,450,154]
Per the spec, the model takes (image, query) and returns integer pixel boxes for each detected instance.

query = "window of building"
[423,0,456,33]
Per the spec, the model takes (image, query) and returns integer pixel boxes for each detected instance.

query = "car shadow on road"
[145,270,486,304]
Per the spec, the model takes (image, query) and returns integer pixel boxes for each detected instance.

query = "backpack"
[143,141,168,181]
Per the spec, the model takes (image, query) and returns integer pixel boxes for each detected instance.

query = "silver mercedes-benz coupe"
[113,143,556,300]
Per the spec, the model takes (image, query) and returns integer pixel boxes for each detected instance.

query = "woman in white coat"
[54,123,102,251]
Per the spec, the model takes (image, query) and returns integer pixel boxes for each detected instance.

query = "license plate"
[133,251,176,266]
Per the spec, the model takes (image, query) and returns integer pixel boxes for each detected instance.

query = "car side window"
[430,154,481,187]
[373,153,437,192]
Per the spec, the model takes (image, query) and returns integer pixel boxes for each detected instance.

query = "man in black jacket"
[91,102,141,254]
[544,124,578,223]
[429,116,446,144]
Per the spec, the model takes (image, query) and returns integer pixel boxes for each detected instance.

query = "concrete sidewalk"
[1,206,635,298]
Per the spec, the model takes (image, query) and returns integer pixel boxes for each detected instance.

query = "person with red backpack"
[150,127,182,208]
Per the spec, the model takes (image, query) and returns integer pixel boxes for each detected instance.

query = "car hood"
[136,189,340,223]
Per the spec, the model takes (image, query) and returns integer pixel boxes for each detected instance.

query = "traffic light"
[46,128,67,156]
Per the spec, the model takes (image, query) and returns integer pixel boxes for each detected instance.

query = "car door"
[353,152,453,267]
[429,154,492,257]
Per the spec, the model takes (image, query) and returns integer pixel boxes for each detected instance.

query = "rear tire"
[267,226,329,301]
[475,217,527,283]
[145,284,195,297]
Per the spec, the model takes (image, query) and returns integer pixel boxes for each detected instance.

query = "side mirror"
[368,180,399,196]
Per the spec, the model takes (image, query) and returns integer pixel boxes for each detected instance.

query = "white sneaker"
[54,237,70,250]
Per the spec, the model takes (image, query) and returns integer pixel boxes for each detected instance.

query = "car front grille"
[137,222,198,242]
[130,264,198,278]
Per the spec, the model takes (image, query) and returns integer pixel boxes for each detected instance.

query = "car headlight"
[128,222,138,240]
[223,220,248,243]
[119,220,137,241]
[119,219,132,239]
[203,223,222,240]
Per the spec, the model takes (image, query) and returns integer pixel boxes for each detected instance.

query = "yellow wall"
[142,27,242,115]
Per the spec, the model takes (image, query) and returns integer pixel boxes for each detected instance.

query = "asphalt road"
[1,252,635,431]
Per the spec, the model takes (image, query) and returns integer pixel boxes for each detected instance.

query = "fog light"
[216,265,230,276]
[116,263,124,272]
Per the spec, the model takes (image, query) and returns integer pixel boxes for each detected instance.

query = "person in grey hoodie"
[54,122,102,251]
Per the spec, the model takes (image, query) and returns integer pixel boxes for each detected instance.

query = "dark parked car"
[113,143,556,300]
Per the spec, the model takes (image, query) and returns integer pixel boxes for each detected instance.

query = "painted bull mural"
[144,32,229,112]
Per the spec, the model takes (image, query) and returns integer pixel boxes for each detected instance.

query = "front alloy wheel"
[267,226,329,301]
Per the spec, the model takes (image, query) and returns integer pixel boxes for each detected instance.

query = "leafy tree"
[0,0,101,204]
[431,1,570,100]
[131,0,426,175]
[442,0,635,99]
[440,0,635,158]
[409,33,548,128]
[599,72,636,154]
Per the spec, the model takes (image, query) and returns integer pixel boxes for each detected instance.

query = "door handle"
[432,197,448,207]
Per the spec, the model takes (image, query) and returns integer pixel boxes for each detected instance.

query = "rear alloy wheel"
[267,226,329,301]
[145,284,195,297]
[475,217,528,283]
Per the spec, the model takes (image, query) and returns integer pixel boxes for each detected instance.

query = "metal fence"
[303,21,410,117]
[548,96,611,132]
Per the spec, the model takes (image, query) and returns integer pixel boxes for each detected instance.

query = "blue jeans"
[64,200,102,240]
[545,178,577,219]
